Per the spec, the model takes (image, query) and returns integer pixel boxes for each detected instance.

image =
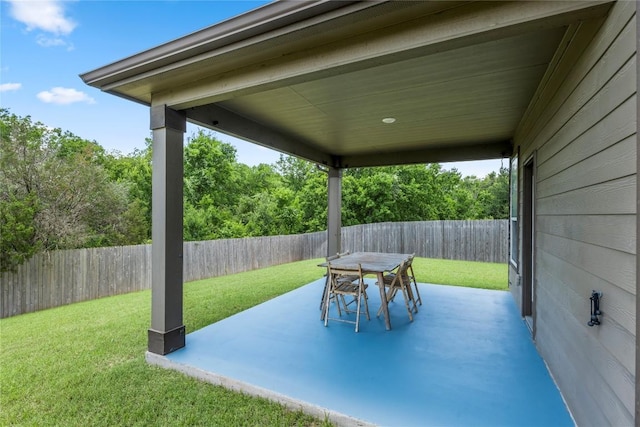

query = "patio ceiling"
[81,0,613,168]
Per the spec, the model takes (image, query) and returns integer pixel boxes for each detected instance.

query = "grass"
[1,257,507,426]
[411,257,508,291]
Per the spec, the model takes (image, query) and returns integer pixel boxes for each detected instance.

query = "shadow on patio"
[147,279,573,427]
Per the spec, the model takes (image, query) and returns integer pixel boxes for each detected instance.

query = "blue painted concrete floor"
[157,279,574,426]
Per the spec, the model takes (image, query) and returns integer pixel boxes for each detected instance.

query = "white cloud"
[37,87,95,105]
[0,83,22,92]
[36,34,74,50]
[36,34,64,47]
[8,0,77,35]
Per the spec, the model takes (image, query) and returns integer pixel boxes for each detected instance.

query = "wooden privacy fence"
[1,220,507,318]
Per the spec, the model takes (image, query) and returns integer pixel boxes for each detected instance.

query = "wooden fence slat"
[0,220,507,318]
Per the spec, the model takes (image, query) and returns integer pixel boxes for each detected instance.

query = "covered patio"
[80,1,628,424]
[148,278,573,427]
[79,0,614,356]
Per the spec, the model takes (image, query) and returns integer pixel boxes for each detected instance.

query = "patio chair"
[376,257,417,321]
[387,254,420,310]
[320,251,357,314]
[333,251,361,296]
[324,263,370,332]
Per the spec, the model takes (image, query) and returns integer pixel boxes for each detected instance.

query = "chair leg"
[341,294,358,314]
[387,286,397,302]
[413,281,422,306]
[361,283,370,321]
[338,294,345,316]
[320,276,330,320]
[376,286,391,318]
[376,287,384,318]
[409,265,422,306]
[355,287,361,332]
[400,285,413,322]
[405,283,418,314]
[324,295,330,327]
[319,277,326,310]
[323,278,333,326]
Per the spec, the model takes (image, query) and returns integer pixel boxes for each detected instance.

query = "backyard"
[1,257,507,426]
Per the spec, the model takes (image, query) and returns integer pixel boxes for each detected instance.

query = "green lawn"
[1,257,507,426]
[411,257,508,291]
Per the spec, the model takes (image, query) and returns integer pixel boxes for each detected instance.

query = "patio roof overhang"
[80,0,613,168]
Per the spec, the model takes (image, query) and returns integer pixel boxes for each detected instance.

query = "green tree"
[50,130,106,164]
[182,130,252,240]
[184,130,240,209]
[103,141,153,241]
[0,106,509,271]
[475,167,510,219]
[0,192,39,271]
[285,162,327,232]
[341,164,464,224]
[237,187,302,236]
[342,171,398,224]
[275,155,316,194]
[0,109,142,271]
[236,162,281,196]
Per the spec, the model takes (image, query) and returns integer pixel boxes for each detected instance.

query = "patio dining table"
[319,252,413,330]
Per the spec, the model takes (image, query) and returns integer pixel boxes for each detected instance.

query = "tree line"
[0,109,508,272]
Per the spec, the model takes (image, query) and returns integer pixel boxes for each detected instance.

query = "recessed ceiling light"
[382,117,396,124]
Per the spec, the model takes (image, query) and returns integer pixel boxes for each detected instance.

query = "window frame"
[509,152,519,269]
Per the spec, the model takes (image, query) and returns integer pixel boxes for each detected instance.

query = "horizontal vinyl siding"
[535,286,634,426]
[537,214,635,254]
[537,175,635,216]
[538,232,635,295]
[512,1,636,426]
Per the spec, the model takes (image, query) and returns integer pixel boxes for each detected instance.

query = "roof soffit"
[84,1,612,109]
[80,0,614,167]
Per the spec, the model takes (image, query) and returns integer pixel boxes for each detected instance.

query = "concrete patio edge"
[145,351,376,427]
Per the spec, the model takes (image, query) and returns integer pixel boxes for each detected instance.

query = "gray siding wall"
[510,2,636,425]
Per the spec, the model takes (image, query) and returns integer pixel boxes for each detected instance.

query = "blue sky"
[0,0,503,175]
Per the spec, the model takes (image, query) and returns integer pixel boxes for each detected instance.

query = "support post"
[148,105,186,355]
[327,167,342,257]
[635,2,640,424]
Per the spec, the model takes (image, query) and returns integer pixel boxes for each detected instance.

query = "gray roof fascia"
[339,140,514,169]
[79,0,366,89]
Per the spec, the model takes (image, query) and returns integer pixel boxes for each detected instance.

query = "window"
[509,154,519,268]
